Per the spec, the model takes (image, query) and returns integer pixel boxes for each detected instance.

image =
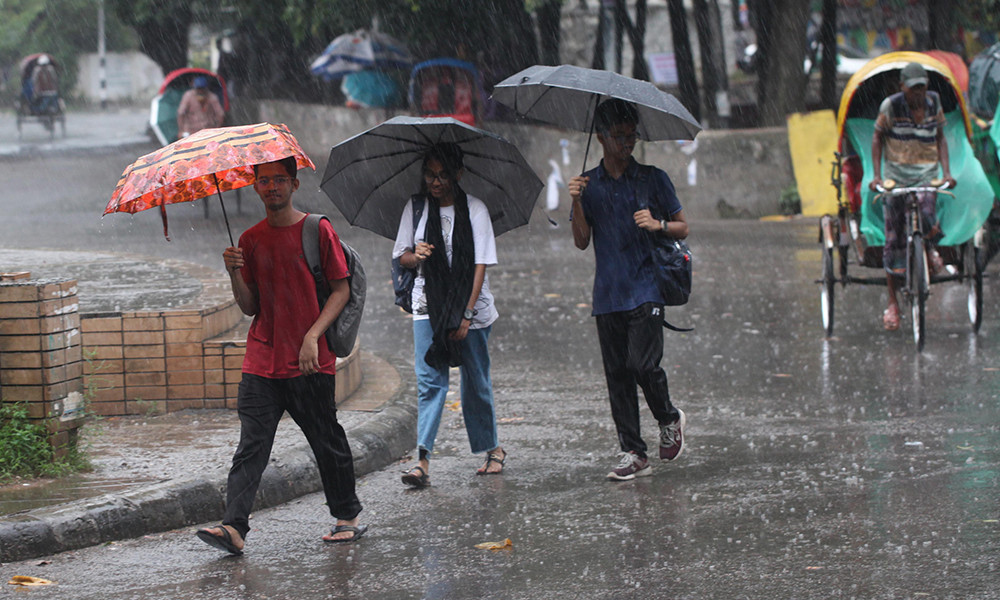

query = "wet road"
[2,147,1000,598]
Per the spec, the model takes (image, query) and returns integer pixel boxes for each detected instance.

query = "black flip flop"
[324,524,368,544]
[196,526,243,555]
[401,465,429,488]
[477,450,506,475]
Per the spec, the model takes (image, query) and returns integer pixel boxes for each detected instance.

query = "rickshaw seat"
[843,111,993,248]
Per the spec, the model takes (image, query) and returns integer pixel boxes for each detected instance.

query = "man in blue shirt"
[569,99,688,481]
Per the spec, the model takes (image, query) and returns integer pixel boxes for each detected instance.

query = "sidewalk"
[0,106,152,158]
[0,350,416,563]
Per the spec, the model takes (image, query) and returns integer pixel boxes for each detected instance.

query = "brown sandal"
[477,449,506,475]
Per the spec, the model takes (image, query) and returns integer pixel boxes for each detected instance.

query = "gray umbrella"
[491,64,702,140]
[491,64,701,171]
[321,116,543,240]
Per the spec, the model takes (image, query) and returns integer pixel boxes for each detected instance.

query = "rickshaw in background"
[968,43,1000,265]
[149,68,228,146]
[408,58,486,126]
[820,51,995,350]
[15,53,66,140]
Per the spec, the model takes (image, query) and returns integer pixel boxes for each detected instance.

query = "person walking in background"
[392,143,506,488]
[868,61,956,331]
[568,99,687,481]
[177,76,225,139]
[196,156,366,555]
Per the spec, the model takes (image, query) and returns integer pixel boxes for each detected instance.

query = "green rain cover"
[845,111,993,247]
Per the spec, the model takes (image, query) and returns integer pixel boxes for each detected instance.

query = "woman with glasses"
[391,143,506,488]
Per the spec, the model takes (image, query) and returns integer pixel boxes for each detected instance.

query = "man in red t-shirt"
[195,157,367,555]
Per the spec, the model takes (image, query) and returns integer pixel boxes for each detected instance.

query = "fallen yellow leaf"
[445,401,461,412]
[8,576,54,586]
[544,293,561,299]
[474,538,513,551]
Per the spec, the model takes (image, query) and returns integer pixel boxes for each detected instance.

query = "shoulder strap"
[411,195,425,236]
[633,164,655,213]
[302,213,328,288]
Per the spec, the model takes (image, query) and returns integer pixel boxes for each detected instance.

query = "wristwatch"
[463,308,476,320]
[659,219,669,234]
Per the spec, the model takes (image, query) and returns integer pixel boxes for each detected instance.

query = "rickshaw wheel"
[965,242,983,333]
[909,236,928,351]
[821,245,835,335]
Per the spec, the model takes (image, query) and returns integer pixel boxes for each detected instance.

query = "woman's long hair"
[419,142,465,198]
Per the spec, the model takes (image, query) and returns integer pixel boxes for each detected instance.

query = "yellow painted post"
[787,110,839,216]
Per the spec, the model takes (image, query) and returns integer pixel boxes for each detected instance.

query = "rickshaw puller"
[868,62,956,331]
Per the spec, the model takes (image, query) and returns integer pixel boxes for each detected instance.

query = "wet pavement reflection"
[1,149,998,598]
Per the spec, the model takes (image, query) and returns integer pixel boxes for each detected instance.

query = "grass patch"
[0,403,88,483]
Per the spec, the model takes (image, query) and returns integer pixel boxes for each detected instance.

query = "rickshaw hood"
[836,51,972,147]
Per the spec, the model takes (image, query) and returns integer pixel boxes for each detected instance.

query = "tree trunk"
[819,0,838,110]
[927,0,954,50]
[753,0,809,127]
[632,0,648,80]
[694,0,719,126]
[592,1,606,70]
[667,0,701,123]
[537,0,562,66]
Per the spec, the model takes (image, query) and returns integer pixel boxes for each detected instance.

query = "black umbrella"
[320,116,543,239]
[490,64,702,169]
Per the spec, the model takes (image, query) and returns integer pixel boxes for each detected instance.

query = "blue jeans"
[413,319,498,455]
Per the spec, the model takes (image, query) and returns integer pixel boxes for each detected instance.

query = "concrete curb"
[0,363,416,563]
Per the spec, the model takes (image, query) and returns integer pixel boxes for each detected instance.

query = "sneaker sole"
[660,408,686,461]
[606,465,652,481]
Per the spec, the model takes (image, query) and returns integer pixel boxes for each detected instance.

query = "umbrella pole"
[213,174,235,247]
[580,95,599,174]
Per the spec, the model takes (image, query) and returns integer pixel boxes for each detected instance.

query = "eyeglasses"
[423,171,451,184]
[256,176,292,186]
[610,132,638,144]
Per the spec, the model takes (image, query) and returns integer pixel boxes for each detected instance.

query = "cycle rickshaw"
[820,52,995,350]
[14,53,66,140]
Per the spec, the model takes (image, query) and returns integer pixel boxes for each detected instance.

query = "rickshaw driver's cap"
[900,62,928,88]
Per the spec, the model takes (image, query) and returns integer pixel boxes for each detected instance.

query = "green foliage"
[0,403,84,483]
[780,184,802,216]
[0,0,137,100]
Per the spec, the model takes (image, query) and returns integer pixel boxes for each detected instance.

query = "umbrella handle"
[213,174,235,247]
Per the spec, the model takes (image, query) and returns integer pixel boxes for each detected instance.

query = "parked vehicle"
[408,58,485,126]
[149,68,228,146]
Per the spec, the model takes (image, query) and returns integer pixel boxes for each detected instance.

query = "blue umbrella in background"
[310,29,412,80]
[342,70,405,108]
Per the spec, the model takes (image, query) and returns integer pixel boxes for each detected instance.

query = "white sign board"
[646,53,678,86]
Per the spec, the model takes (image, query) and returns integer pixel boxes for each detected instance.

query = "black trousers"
[223,373,362,539]
[595,302,679,458]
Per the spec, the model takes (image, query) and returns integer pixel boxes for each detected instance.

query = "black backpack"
[634,165,693,332]
[390,196,425,313]
[302,214,366,357]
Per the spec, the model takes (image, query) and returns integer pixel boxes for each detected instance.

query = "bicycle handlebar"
[874,181,954,196]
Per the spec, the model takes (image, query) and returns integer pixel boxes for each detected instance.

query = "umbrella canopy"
[106,122,315,242]
[321,116,543,239]
[310,29,411,80]
[490,64,701,141]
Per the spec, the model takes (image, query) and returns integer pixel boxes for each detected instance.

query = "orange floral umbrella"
[105,122,315,243]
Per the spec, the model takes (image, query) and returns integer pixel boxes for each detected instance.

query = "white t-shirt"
[392,195,498,328]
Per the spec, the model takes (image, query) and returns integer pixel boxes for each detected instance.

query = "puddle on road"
[0,474,159,515]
